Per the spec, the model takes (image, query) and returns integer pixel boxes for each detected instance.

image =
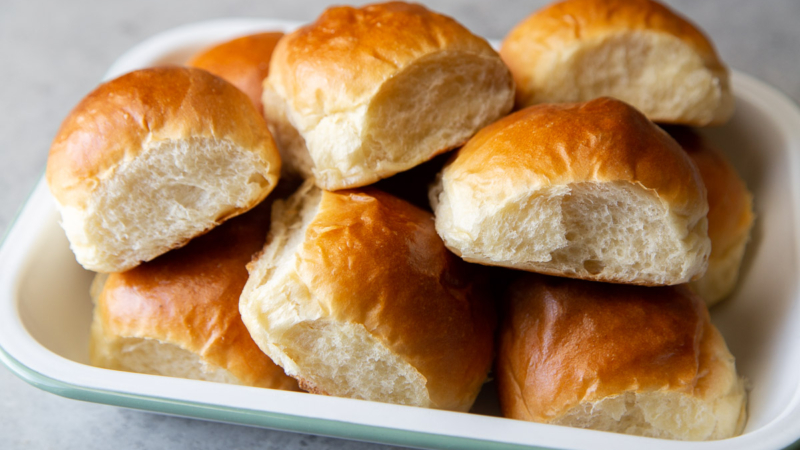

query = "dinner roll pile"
[46,0,755,442]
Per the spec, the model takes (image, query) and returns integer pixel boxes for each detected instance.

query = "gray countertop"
[1,1,798,448]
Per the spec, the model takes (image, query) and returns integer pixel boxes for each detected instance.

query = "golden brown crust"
[188,32,284,113]
[46,66,280,208]
[500,0,732,124]
[502,0,721,67]
[666,126,754,258]
[497,275,720,422]
[95,205,299,391]
[446,97,706,220]
[269,1,499,115]
[298,188,496,410]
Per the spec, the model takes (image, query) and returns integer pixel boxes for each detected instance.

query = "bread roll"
[263,1,515,189]
[90,205,299,391]
[46,67,281,273]
[500,0,733,126]
[188,32,284,114]
[431,97,710,286]
[666,127,755,305]
[496,274,747,440]
[239,181,495,411]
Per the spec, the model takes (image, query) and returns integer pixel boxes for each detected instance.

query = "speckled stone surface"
[1,1,798,449]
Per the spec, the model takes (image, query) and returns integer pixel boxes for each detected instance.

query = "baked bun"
[500,0,733,126]
[90,205,299,391]
[263,1,515,189]
[188,31,284,113]
[430,97,710,286]
[497,274,747,440]
[46,67,281,273]
[240,181,495,411]
[666,127,755,305]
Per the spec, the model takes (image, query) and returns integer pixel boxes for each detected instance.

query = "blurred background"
[0,0,798,449]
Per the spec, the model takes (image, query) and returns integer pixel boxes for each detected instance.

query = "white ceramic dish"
[1,18,800,450]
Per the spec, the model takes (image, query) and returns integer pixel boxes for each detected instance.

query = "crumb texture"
[62,137,270,272]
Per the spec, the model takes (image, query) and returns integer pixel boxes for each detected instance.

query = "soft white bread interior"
[188,31,284,114]
[431,97,710,286]
[262,86,315,180]
[496,274,747,440]
[264,1,515,190]
[46,67,281,273]
[89,205,299,391]
[666,127,755,305]
[239,181,495,411]
[500,0,733,126]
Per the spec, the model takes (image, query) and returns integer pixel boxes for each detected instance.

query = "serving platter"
[1,18,800,450]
